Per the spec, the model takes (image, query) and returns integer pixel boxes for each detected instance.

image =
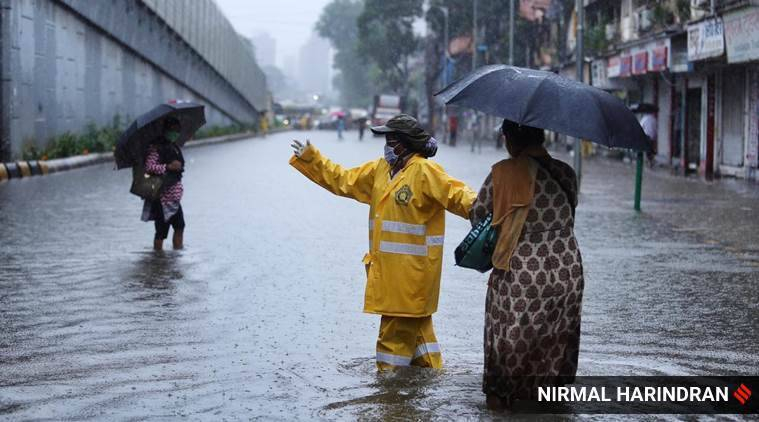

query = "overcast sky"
[215,0,332,68]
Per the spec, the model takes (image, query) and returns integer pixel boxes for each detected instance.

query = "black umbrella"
[115,102,206,169]
[435,65,650,151]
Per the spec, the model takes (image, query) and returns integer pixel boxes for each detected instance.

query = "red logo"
[733,384,751,405]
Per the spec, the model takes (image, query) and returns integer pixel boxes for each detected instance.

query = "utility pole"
[509,0,515,65]
[442,6,449,85]
[441,6,449,145]
[472,0,478,70]
[574,0,584,188]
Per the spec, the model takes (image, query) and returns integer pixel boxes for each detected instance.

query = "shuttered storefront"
[721,67,746,167]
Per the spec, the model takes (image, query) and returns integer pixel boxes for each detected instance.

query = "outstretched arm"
[289,140,377,205]
[423,163,477,219]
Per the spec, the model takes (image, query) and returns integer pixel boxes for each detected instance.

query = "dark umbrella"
[115,102,206,169]
[435,65,650,151]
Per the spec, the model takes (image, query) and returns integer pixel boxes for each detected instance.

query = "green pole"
[634,151,643,211]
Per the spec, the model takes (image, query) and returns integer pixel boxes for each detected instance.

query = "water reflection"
[323,361,443,420]
[126,251,183,292]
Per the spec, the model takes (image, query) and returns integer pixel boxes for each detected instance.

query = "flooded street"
[1,129,757,420]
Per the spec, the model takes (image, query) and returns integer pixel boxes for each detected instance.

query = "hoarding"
[688,18,725,61]
[724,7,759,64]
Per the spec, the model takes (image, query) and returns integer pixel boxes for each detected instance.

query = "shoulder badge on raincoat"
[395,185,413,205]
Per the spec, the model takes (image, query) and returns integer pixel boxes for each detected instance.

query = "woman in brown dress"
[469,120,584,411]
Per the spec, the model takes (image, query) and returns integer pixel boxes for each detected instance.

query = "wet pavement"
[0,129,757,420]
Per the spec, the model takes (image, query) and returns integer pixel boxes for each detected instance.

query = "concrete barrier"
[4,162,20,179]
[28,160,42,176]
[0,130,289,183]
[17,161,31,177]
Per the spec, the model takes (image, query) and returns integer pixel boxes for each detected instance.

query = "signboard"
[519,0,552,22]
[448,36,473,55]
[633,51,648,75]
[612,38,670,77]
[607,56,621,78]
[651,46,668,71]
[688,18,725,61]
[620,56,632,77]
[724,7,759,64]
[592,59,607,88]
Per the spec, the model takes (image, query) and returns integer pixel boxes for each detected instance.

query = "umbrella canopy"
[115,102,206,169]
[435,65,650,151]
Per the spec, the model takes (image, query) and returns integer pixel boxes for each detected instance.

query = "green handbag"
[455,213,498,273]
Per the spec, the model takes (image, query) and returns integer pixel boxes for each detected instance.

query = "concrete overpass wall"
[0,0,267,161]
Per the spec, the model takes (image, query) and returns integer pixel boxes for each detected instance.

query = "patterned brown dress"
[470,156,584,402]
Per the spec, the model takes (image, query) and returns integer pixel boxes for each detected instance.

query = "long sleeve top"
[145,145,183,204]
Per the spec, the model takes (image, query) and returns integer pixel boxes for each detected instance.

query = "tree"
[316,0,372,107]
[357,0,423,98]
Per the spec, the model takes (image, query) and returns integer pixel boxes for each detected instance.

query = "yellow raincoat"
[290,144,476,317]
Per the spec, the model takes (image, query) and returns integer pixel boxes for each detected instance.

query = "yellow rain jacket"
[290,144,476,317]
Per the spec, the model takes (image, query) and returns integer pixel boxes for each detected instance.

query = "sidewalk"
[0,128,289,182]
[571,151,759,262]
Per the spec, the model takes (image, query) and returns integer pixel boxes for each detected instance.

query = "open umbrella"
[435,65,650,151]
[115,102,206,169]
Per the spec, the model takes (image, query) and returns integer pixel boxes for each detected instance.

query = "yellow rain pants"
[376,315,442,371]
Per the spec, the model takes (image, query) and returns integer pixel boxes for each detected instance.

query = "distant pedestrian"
[259,113,269,137]
[639,111,658,167]
[337,115,345,140]
[141,117,185,250]
[289,114,476,371]
[469,113,483,153]
[449,115,458,146]
[470,119,584,411]
[357,118,366,141]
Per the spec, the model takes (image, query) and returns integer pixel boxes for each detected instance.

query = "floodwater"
[0,130,757,420]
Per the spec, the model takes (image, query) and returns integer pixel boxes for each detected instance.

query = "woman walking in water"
[469,120,584,411]
[141,117,186,250]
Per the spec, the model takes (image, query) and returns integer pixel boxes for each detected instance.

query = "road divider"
[0,129,288,183]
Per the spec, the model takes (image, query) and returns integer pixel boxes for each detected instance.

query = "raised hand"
[291,139,311,157]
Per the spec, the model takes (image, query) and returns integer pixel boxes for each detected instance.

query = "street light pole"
[574,0,584,188]
[472,0,478,70]
[441,6,449,145]
[509,0,515,65]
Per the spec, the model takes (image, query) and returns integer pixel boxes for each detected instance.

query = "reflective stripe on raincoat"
[289,144,476,317]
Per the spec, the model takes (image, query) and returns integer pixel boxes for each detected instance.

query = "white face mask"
[384,144,399,165]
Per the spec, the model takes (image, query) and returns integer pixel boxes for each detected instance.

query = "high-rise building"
[298,33,331,97]
[251,32,277,68]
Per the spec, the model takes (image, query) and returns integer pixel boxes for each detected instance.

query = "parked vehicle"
[371,95,403,128]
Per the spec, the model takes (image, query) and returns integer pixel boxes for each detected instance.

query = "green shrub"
[21,115,125,160]
[20,115,255,161]
[194,123,253,139]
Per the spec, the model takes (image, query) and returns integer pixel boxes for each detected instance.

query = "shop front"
[721,6,759,179]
